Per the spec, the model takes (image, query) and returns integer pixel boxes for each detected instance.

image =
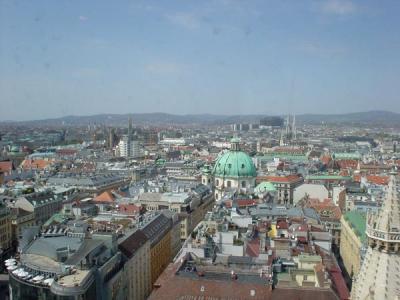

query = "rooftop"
[343,211,366,243]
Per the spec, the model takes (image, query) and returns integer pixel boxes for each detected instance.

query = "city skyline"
[1,0,400,120]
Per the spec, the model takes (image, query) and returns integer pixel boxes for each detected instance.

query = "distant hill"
[296,110,400,125]
[1,110,399,127]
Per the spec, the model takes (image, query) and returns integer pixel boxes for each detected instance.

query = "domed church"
[210,138,257,200]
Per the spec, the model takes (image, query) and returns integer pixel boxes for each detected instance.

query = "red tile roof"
[0,161,13,173]
[225,199,258,208]
[337,160,358,170]
[118,204,141,215]
[94,191,116,203]
[21,159,52,170]
[353,175,389,185]
[307,200,342,221]
[56,149,77,156]
[329,266,350,300]
[149,261,272,300]
[276,220,289,230]
[257,175,302,184]
[246,238,260,257]
[321,155,332,165]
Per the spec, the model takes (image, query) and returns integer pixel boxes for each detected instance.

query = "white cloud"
[165,12,200,29]
[79,15,88,22]
[320,0,357,15]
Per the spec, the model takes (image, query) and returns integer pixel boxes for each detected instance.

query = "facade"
[293,183,329,205]
[118,135,142,158]
[339,211,366,279]
[212,138,257,200]
[257,175,303,205]
[139,212,173,285]
[0,202,12,263]
[137,185,214,240]
[178,192,214,240]
[119,229,151,300]
[10,207,35,245]
[117,210,180,300]
[14,192,63,226]
[351,173,400,300]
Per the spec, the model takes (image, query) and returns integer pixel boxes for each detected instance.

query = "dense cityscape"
[0,114,399,299]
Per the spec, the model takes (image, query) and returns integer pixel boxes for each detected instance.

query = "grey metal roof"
[66,239,104,265]
[141,213,172,246]
[303,208,320,221]
[26,236,82,262]
[138,192,162,202]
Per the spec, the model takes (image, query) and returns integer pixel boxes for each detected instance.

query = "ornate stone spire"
[351,172,400,300]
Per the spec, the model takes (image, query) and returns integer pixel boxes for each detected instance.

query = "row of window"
[215,179,247,188]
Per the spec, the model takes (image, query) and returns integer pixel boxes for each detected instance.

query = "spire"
[371,173,400,233]
[351,171,400,300]
[292,114,296,140]
[128,116,133,141]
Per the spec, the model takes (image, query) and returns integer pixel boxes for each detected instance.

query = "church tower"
[351,171,400,300]
[201,164,212,187]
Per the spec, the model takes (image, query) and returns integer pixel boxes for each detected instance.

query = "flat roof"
[57,269,90,287]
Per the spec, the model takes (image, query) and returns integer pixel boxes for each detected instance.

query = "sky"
[1,0,400,121]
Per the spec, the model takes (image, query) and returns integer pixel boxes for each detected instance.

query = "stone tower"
[201,164,212,187]
[351,172,400,300]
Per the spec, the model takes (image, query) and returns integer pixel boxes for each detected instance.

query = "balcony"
[366,225,400,242]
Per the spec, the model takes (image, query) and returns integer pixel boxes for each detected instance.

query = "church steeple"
[351,171,400,299]
[364,172,400,251]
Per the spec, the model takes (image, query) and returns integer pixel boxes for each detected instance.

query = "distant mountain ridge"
[1,110,399,127]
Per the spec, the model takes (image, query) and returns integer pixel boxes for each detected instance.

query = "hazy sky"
[1,0,400,121]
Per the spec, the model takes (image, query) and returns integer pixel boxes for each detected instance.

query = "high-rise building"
[118,135,141,158]
[351,172,400,299]
[108,128,116,149]
[280,114,297,146]
[118,116,142,158]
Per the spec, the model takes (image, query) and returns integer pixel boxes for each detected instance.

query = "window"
[227,181,231,187]
[241,181,246,188]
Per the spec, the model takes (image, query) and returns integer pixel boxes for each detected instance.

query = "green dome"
[11,146,19,152]
[255,181,276,193]
[212,150,256,178]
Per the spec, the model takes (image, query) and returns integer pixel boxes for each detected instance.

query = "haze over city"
[1,0,400,120]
